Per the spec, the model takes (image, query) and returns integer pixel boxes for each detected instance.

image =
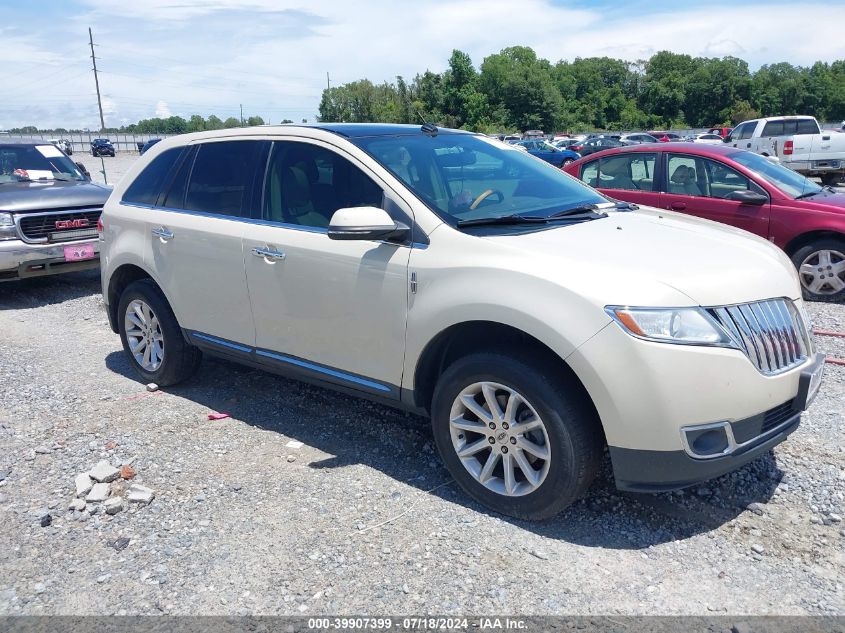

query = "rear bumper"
[783,159,844,174]
[0,239,100,281]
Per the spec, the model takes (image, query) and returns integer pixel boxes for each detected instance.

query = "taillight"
[783,140,794,155]
[571,145,583,151]
[97,217,104,234]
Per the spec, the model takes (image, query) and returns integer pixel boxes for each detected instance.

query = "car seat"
[669,165,702,196]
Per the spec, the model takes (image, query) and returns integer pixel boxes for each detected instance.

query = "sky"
[2,0,845,130]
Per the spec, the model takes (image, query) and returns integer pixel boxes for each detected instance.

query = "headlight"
[606,306,735,347]
[0,212,16,241]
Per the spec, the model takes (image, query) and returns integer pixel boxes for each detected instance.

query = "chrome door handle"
[151,226,174,241]
[252,246,286,261]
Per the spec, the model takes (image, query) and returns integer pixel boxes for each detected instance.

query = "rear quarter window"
[122,148,184,206]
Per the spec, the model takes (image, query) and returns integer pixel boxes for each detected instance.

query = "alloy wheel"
[799,249,845,295]
[449,381,551,497]
[124,299,164,371]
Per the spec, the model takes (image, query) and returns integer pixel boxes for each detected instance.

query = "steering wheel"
[469,189,505,210]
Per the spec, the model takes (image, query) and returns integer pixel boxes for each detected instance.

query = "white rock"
[68,498,86,512]
[75,473,94,498]
[127,484,155,505]
[86,482,111,502]
[146,383,159,392]
[89,461,120,483]
[104,497,123,515]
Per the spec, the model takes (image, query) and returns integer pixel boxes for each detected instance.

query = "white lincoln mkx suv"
[100,124,824,519]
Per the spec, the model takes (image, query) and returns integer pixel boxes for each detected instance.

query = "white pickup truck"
[726,115,845,185]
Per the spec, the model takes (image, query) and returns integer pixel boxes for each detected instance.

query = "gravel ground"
[0,269,842,616]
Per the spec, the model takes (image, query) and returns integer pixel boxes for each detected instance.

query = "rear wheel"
[791,239,845,302]
[117,279,202,385]
[561,158,574,168]
[431,353,602,520]
[820,173,841,187]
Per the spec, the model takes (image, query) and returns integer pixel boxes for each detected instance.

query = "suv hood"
[0,180,112,213]
[483,207,801,307]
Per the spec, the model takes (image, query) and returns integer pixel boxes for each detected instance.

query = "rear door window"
[596,153,656,191]
[122,148,183,206]
[184,141,267,217]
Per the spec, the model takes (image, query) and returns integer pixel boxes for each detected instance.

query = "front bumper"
[566,313,823,490]
[0,238,100,281]
[611,352,824,491]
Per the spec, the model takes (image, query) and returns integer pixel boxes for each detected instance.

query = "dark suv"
[0,142,111,280]
[91,138,115,157]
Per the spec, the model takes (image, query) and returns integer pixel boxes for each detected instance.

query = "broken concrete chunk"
[86,482,111,502]
[68,498,86,512]
[75,473,94,498]
[127,484,155,505]
[89,461,120,484]
[104,497,123,515]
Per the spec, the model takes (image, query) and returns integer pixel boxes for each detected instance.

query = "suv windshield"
[0,145,85,183]
[730,150,822,199]
[353,133,607,225]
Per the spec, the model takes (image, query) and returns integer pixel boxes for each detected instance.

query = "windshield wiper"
[457,209,605,228]
[795,190,822,200]
[457,214,550,227]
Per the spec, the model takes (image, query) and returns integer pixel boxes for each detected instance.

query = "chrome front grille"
[709,299,811,375]
[15,208,102,243]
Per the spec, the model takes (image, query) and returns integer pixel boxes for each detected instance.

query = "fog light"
[681,422,734,459]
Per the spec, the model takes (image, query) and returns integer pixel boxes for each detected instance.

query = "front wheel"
[561,158,574,168]
[791,239,845,302]
[118,279,202,386]
[431,353,602,520]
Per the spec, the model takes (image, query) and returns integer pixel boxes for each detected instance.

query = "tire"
[821,173,841,187]
[431,352,602,520]
[561,159,574,168]
[117,279,202,386]
[790,238,845,303]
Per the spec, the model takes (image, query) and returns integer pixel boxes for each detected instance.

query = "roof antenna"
[415,108,438,137]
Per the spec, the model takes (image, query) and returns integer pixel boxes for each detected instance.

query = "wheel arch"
[106,263,159,333]
[411,320,603,437]
[783,229,845,257]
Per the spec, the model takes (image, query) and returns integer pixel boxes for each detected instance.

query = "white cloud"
[155,100,172,118]
[3,1,845,129]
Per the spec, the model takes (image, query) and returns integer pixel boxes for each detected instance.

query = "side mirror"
[726,189,768,205]
[327,206,410,242]
[75,162,91,179]
[722,135,732,143]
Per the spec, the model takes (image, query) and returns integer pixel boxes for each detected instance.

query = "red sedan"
[563,143,845,302]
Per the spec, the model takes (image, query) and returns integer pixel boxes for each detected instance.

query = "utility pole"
[89,27,105,132]
[240,104,244,126]
[327,72,331,91]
